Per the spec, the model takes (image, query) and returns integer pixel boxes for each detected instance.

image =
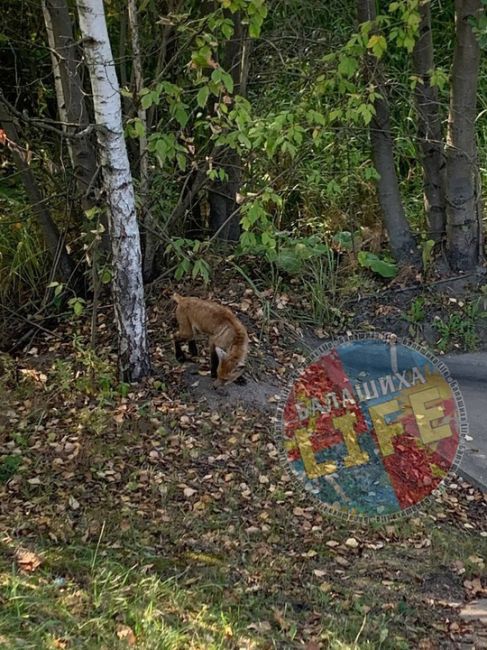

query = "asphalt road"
[445,352,487,489]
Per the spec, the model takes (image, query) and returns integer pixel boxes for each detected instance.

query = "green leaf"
[100,268,112,284]
[133,118,146,138]
[275,248,301,275]
[421,239,436,270]
[338,55,358,78]
[118,383,130,397]
[68,297,86,317]
[249,15,262,38]
[176,153,187,171]
[141,91,156,110]
[85,207,99,221]
[192,45,212,68]
[220,71,234,94]
[237,132,251,149]
[221,20,234,39]
[261,230,276,249]
[367,34,387,58]
[174,105,189,128]
[357,252,397,278]
[196,86,209,108]
[332,231,354,251]
[161,81,181,97]
[328,108,343,123]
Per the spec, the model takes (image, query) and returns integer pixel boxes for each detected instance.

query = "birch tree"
[76,0,150,381]
[445,0,484,270]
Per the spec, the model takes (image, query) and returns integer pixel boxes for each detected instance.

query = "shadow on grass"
[0,532,415,650]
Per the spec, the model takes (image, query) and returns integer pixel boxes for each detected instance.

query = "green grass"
[0,540,432,649]
[0,543,215,649]
[0,515,484,650]
[434,298,487,352]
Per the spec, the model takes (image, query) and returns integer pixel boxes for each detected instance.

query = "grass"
[0,543,214,649]
[434,298,487,352]
[0,514,484,650]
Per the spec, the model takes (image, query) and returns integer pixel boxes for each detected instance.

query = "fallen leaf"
[68,496,80,510]
[464,577,486,597]
[116,624,136,646]
[15,548,41,572]
[459,598,487,623]
[313,569,327,577]
[345,537,359,549]
[247,621,272,633]
[451,560,465,575]
[305,642,321,650]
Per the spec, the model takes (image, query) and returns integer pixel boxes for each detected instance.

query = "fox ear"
[215,347,227,362]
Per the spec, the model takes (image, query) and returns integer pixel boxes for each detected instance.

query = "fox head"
[214,347,245,385]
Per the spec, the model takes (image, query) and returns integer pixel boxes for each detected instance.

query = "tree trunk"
[208,149,242,242]
[0,98,78,286]
[43,0,100,215]
[146,1,178,132]
[76,0,150,382]
[445,0,483,270]
[357,0,418,264]
[208,10,249,243]
[42,1,71,153]
[412,0,446,242]
[127,0,158,281]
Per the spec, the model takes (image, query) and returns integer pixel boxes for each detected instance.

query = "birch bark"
[76,0,150,381]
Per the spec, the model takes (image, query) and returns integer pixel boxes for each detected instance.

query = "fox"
[172,294,249,386]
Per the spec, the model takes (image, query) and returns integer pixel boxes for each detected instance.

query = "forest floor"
[0,270,487,649]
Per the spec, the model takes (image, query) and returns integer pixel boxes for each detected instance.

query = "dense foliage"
[0,0,486,342]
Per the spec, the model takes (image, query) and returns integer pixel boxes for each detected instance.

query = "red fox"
[172,294,249,386]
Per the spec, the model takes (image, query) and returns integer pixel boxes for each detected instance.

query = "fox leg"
[174,315,193,363]
[188,340,198,357]
[210,343,219,378]
[234,375,247,386]
[174,339,186,362]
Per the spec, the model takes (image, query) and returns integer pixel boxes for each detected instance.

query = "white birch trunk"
[76,0,150,381]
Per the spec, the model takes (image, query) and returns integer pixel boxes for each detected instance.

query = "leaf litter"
[0,280,486,648]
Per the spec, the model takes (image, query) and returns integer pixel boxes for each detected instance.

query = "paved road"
[445,352,487,489]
